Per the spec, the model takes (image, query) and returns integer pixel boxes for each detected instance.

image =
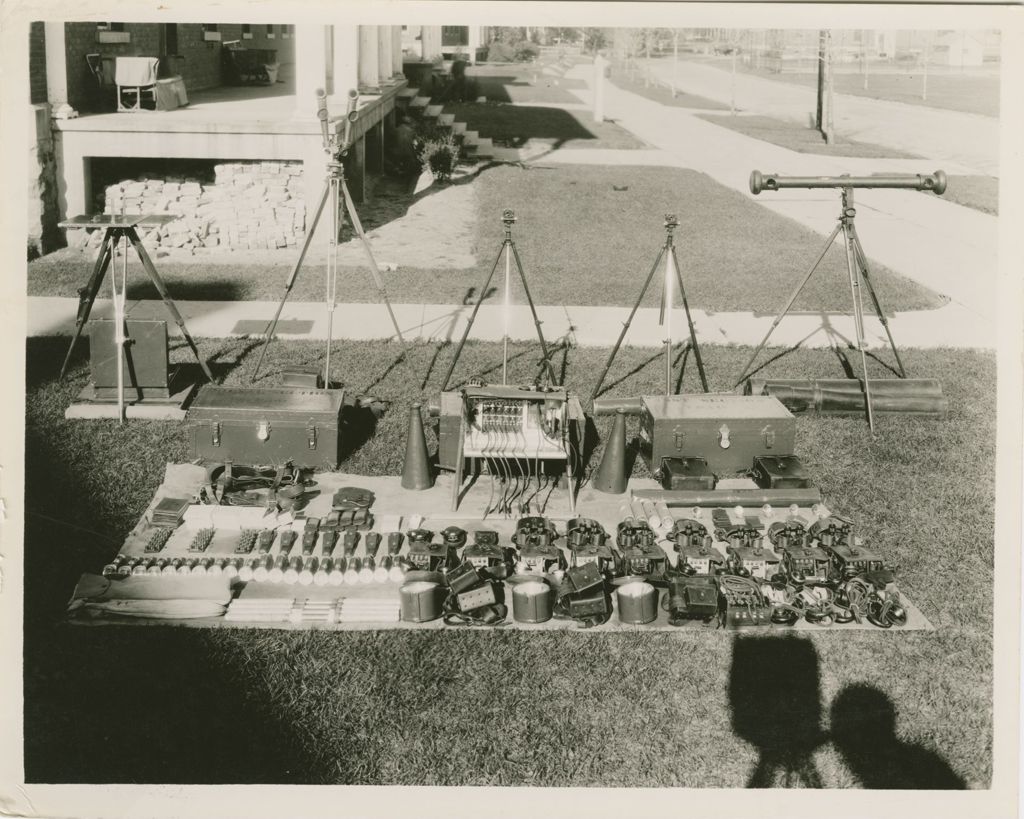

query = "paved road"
[643,57,1000,176]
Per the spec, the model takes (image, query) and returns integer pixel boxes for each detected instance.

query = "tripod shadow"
[830,684,967,789]
[463,286,498,306]
[729,635,828,788]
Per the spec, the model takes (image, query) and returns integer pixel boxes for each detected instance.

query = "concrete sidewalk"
[562,64,998,324]
[643,57,1000,176]
[26,295,994,351]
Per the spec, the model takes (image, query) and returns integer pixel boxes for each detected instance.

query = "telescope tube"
[750,169,946,195]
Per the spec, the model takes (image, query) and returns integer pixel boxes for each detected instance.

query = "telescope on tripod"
[252,88,405,384]
[750,170,947,195]
[736,168,948,431]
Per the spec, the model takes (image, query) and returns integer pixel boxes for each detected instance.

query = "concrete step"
[474,137,494,154]
[397,87,418,99]
[437,113,456,127]
[410,96,431,109]
[424,104,444,119]
[462,130,479,145]
[450,121,467,135]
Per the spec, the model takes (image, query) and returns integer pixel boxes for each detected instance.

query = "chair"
[115,56,160,112]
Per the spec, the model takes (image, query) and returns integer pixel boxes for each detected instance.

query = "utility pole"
[816,30,834,144]
[672,30,679,97]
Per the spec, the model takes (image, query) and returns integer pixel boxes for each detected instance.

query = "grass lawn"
[608,69,732,110]
[24,335,994,786]
[697,113,920,160]
[926,175,999,216]
[444,102,644,150]
[749,67,1000,119]
[684,56,1000,118]
[27,165,944,314]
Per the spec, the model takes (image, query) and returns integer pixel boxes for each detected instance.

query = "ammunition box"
[187,385,345,470]
[659,457,717,490]
[751,455,813,489]
[638,394,796,477]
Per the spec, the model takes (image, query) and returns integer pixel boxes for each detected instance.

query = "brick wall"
[238,23,296,66]
[61,22,253,113]
[63,22,162,112]
[29,22,48,104]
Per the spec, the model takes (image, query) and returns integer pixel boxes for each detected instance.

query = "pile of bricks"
[68,161,306,254]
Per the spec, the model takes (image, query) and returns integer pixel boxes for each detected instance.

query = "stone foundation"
[67,160,307,254]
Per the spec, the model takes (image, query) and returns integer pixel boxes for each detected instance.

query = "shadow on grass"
[729,634,967,789]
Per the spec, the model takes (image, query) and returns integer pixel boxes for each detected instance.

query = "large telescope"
[750,169,946,195]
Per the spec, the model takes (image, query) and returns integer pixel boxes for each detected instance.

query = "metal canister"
[511,580,553,624]
[616,580,659,625]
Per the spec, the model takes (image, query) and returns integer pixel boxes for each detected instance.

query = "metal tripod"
[590,214,709,402]
[251,95,404,384]
[440,209,559,391]
[57,213,215,389]
[733,187,906,431]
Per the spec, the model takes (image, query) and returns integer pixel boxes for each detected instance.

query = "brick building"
[30,21,412,254]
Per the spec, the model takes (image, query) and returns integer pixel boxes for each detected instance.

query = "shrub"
[485,41,516,63]
[418,132,459,183]
[514,41,541,62]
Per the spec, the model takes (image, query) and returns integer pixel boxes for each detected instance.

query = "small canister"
[399,579,444,623]
[512,580,553,624]
[617,580,659,625]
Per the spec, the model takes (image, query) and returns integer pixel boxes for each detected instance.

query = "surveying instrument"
[251,88,405,384]
[590,214,709,402]
[57,209,215,423]
[440,209,560,390]
[733,169,947,431]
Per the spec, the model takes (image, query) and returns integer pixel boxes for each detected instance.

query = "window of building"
[266,24,276,39]
[242,23,253,40]
[441,26,469,47]
[202,23,221,42]
[96,22,130,44]
[282,25,293,39]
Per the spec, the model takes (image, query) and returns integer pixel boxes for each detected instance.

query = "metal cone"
[593,408,628,494]
[401,403,433,490]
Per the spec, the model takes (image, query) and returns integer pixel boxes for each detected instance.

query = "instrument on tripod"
[251,88,405,384]
[440,209,559,391]
[735,170,947,431]
[56,211,215,408]
[590,214,709,402]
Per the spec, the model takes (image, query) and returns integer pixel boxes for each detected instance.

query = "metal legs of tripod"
[732,188,906,431]
[439,210,559,391]
[590,215,709,402]
[57,222,215,386]
[251,161,405,384]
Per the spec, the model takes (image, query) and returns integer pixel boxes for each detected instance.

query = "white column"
[377,26,392,83]
[332,25,359,99]
[359,25,380,91]
[293,24,328,114]
[467,26,481,64]
[44,22,71,110]
[421,26,443,61]
[392,27,403,75]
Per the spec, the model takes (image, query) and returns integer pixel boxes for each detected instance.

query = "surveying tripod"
[57,213,215,423]
[251,89,405,384]
[440,210,559,390]
[590,214,709,402]
[733,186,906,431]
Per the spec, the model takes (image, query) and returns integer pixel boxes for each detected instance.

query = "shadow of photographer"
[728,634,967,789]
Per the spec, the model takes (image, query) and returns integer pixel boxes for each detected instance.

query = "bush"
[418,132,459,183]
[485,41,515,62]
[514,41,540,62]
